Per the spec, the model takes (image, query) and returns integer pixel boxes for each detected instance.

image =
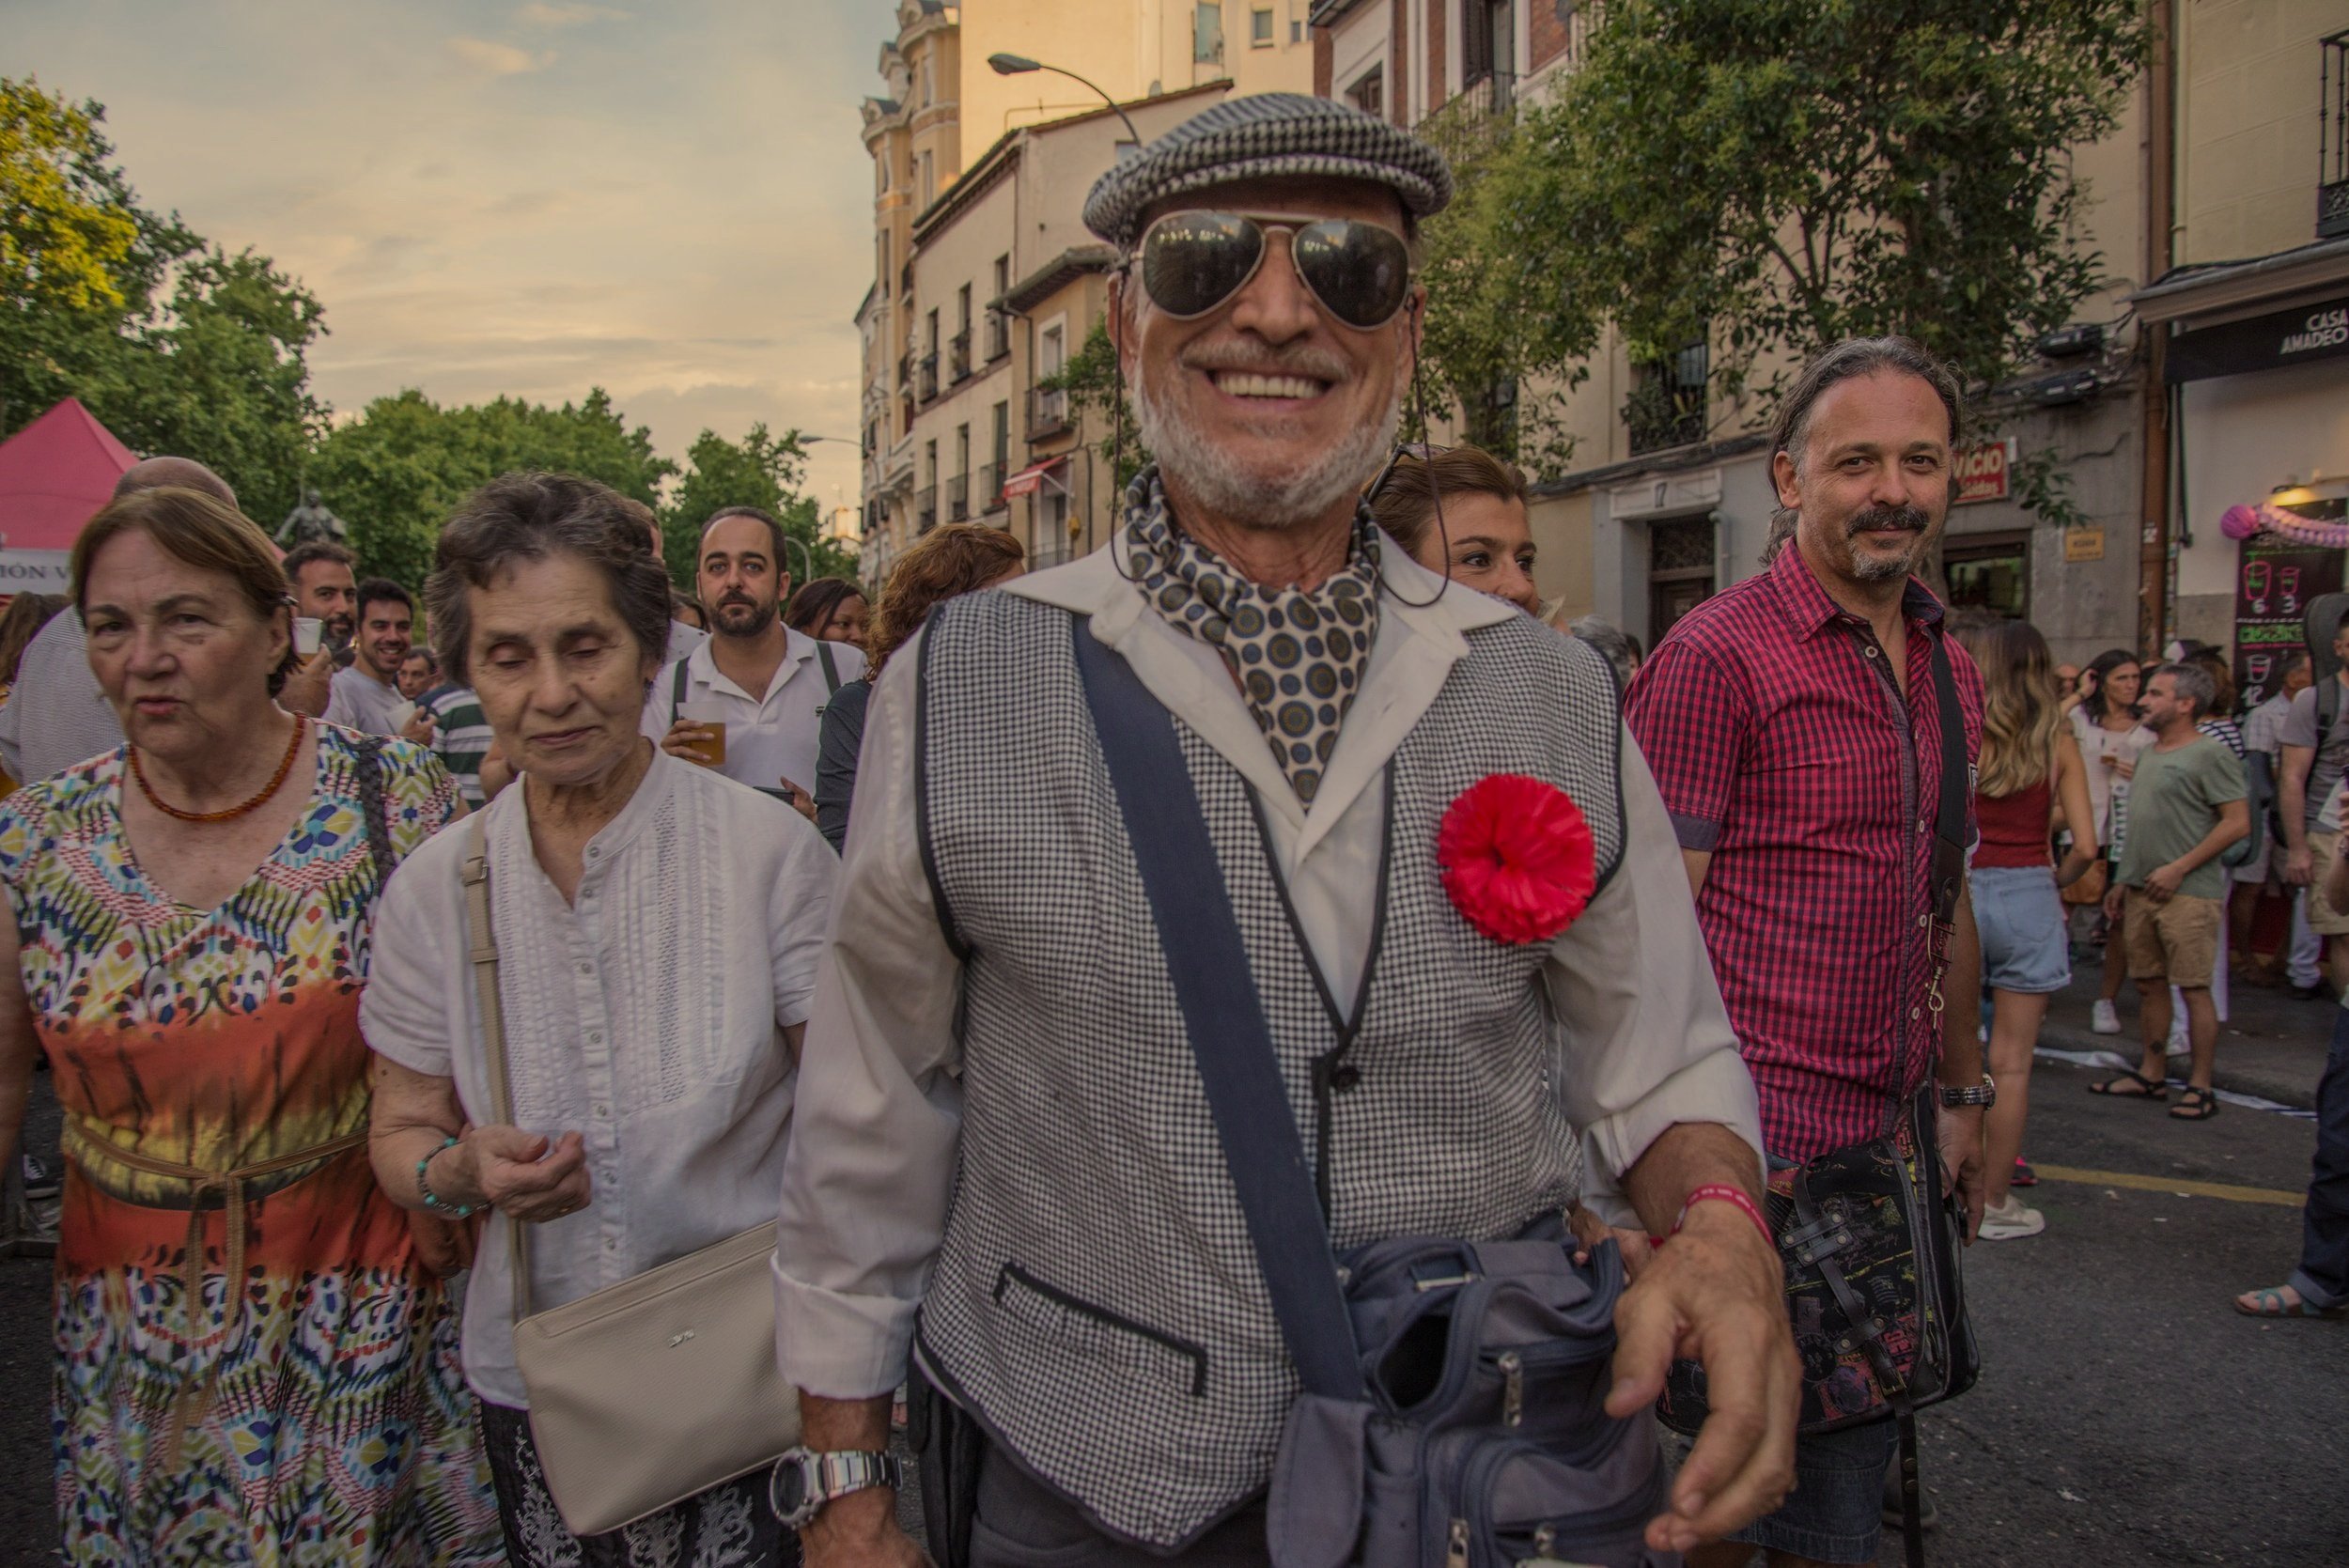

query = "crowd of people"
[0,89,2339,1568]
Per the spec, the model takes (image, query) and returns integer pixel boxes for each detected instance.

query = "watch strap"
[771,1447,903,1529]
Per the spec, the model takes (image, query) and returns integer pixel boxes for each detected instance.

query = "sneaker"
[2290,983,2330,1002]
[2091,999,2121,1034]
[1979,1195,2046,1240]
[19,1153,59,1201]
[2012,1157,2037,1188]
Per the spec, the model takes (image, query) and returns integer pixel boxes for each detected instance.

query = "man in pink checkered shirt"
[1626,338,1990,1568]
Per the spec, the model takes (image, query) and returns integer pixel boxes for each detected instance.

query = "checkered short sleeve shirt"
[1626,546,1983,1160]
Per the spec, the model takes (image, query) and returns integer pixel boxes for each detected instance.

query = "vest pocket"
[992,1261,1208,1398]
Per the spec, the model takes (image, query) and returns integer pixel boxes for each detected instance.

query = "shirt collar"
[1766,537,1947,643]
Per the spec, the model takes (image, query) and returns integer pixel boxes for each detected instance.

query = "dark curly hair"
[426,473,675,686]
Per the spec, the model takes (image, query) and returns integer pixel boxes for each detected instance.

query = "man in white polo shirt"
[645,505,863,814]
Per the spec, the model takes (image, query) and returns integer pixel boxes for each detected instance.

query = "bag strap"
[817,640,841,695]
[671,655,692,728]
[354,733,396,893]
[1917,632,1968,1110]
[1071,616,1365,1404]
[459,812,532,1322]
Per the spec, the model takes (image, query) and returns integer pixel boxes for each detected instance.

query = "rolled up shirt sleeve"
[1546,725,1763,1226]
[772,631,967,1400]
[1624,640,1751,854]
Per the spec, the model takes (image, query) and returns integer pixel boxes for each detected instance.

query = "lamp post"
[987,53,1143,148]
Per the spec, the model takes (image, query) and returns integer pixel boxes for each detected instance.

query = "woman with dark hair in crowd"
[365,472,834,1565]
[783,576,869,650]
[815,525,1025,851]
[0,487,497,1561]
[672,591,708,632]
[0,592,69,795]
[1364,443,1542,615]
[2073,646,2155,1036]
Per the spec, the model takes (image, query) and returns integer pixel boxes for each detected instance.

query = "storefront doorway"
[1647,514,1716,640]
[1944,531,2031,621]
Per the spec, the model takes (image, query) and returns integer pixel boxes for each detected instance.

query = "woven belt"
[60,1117,368,1467]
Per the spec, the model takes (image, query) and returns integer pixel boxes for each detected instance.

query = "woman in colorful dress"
[0,485,502,1565]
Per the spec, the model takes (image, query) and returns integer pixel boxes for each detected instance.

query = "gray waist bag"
[1076,621,1677,1568]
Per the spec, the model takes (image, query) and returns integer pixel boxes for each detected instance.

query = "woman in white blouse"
[362,474,836,1568]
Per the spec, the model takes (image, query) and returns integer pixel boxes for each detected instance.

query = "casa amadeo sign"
[2168,296,2349,383]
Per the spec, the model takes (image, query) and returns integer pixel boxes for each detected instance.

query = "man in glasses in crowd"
[773,94,1793,1568]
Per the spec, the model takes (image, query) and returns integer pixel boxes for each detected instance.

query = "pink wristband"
[1672,1182,1774,1248]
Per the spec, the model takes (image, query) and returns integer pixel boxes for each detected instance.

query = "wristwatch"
[769,1447,904,1529]
[1939,1073,1997,1109]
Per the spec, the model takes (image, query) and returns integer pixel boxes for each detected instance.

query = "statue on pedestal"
[278,487,348,548]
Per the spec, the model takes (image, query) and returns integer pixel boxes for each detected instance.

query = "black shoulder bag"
[1658,631,1981,1568]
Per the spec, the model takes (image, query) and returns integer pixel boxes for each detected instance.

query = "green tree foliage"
[307,389,676,590]
[1042,323,1146,494]
[1412,96,1595,474]
[1,77,322,517]
[1501,0,2147,424]
[661,424,856,591]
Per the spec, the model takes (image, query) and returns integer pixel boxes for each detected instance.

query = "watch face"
[770,1455,815,1524]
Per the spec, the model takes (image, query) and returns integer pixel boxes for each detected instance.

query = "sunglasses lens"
[1293,221,1412,328]
[1142,212,1265,318]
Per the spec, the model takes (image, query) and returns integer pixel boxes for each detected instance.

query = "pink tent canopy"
[0,397,137,551]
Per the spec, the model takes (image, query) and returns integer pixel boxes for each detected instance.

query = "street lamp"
[988,53,1143,148]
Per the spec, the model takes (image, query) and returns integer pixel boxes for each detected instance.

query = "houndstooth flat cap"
[1083,92,1453,250]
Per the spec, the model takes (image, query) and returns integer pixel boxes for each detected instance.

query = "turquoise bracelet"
[417,1136,478,1219]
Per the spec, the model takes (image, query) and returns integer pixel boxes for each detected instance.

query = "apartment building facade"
[857,1,1316,584]
[1309,1,2349,675]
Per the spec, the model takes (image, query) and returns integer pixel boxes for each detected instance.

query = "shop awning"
[1003,457,1069,499]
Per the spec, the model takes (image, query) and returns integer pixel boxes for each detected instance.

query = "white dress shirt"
[641,626,865,795]
[362,751,839,1407]
[0,611,122,783]
[323,661,407,736]
[772,533,1764,1401]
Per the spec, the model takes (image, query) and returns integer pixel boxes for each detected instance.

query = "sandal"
[2088,1069,2166,1100]
[2169,1086,2220,1120]
[2233,1285,2343,1319]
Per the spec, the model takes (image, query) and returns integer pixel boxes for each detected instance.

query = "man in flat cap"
[773,94,1797,1568]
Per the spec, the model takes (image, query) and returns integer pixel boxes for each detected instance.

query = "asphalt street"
[1,1051,2338,1566]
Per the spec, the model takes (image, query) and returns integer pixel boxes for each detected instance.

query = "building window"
[879,232,891,299]
[1195,2,1223,63]
[1347,67,1383,118]
[1626,335,1709,456]
[920,149,934,206]
[1943,533,2031,621]
[1252,7,1273,46]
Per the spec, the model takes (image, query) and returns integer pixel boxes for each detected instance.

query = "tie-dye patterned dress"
[0,728,503,1565]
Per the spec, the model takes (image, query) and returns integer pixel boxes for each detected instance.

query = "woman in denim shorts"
[1956,619,2102,1240]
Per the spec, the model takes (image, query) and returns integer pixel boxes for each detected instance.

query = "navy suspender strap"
[1071,616,1366,1404]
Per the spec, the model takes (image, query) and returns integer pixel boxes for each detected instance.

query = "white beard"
[1134,367,1400,531]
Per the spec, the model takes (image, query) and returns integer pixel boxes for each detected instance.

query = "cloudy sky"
[2,0,881,513]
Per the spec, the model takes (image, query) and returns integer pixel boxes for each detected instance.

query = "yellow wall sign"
[2064,527,2105,563]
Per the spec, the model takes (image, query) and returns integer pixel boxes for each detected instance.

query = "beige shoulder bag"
[459,815,801,1538]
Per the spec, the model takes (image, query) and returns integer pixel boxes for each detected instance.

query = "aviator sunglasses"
[1136,210,1415,330]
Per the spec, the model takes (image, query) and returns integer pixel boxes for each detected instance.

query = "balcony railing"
[2323,30,2349,239]
[977,461,1004,512]
[1462,69,1517,117]
[984,312,1010,363]
[896,351,911,390]
[916,485,938,531]
[1626,341,1710,457]
[1027,384,1071,440]
[948,474,970,520]
[918,353,939,402]
[949,329,972,383]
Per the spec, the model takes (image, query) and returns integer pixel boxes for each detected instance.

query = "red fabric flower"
[1437,774,1597,945]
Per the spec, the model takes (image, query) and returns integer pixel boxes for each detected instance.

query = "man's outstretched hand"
[1608,1200,1797,1555]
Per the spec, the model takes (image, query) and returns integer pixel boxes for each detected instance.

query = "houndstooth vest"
[911,589,1629,1549]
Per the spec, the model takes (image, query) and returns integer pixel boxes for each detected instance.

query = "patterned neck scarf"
[1124,469,1381,805]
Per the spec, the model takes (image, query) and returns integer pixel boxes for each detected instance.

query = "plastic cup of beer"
[293,616,324,656]
[677,702,728,768]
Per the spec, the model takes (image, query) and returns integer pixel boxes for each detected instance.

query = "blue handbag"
[1075,619,1676,1568]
